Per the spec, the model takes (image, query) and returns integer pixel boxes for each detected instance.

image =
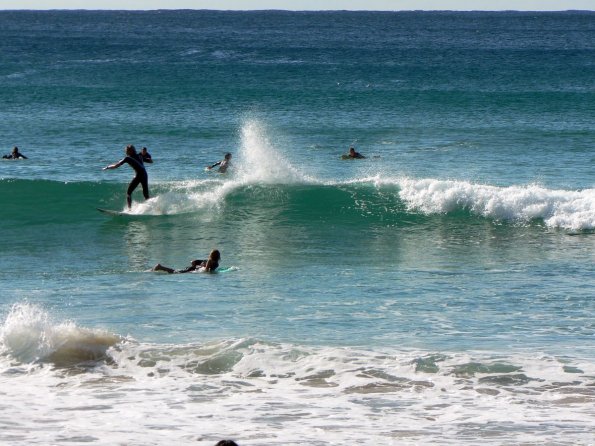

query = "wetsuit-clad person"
[152,250,221,274]
[207,152,232,173]
[3,146,28,159]
[103,144,149,209]
[342,146,365,159]
[140,147,153,163]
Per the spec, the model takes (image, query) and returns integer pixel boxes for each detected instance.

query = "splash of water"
[234,118,314,185]
[0,303,120,366]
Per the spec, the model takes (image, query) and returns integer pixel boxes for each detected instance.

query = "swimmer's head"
[209,249,221,261]
[125,144,136,156]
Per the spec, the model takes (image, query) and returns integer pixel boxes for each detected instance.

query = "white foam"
[234,118,315,185]
[2,333,593,445]
[127,119,318,216]
[1,302,594,446]
[0,303,119,365]
[129,179,228,215]
[396,177,595,230]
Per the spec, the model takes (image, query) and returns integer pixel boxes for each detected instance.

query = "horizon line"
[1,8,593,11]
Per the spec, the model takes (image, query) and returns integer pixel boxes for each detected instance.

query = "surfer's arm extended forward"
[103,160,125,170]
[206,161,222,170]
[103,159,126,170]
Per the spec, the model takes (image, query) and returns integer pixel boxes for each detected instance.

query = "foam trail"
[128,179,226,215]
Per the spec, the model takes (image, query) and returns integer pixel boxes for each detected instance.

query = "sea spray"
[235,118,314,185]
[0,303,120,366]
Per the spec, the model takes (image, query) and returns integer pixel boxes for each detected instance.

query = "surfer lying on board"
[341,146,365,159]
[152,249,221,274]
[206,152,232,173]
[3,146,28,159]
[103,144,149,209]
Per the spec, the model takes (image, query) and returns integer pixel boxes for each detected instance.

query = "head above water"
[349,147,356,154]
[214,441,238,446]
[12,146,18,154]
[209,249,221,262]
[224,153,232,160]
[125,144,136,156]
[141,147,148,153]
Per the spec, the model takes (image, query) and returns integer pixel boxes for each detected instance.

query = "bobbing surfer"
[2,146,28,159]
[103,144,149,209]
[342,146,365,159]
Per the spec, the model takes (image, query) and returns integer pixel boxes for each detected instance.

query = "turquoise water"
[1,10,594,445]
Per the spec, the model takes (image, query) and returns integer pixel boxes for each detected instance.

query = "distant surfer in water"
[140,147,153,164]
[342,146,365,159]
[152,249,221,273]
[103,144,149,209]
[206,152,232,173]
[2,146,28,159]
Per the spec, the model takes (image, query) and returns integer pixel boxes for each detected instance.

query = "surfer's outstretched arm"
[103,159,125,170]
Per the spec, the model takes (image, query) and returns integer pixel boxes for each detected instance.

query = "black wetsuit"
[141,152,152,163]
[176,260,219,273]
[3,153,27,159]
[122,154,149,200]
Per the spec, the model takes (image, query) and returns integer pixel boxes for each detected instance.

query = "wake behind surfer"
[152,249,221,274]
[103,144,149,209]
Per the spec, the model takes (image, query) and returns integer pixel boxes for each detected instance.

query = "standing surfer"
[103,144,149,209]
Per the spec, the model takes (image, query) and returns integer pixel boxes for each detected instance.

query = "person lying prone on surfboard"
[341,146,365,159]
[152,249,221,273]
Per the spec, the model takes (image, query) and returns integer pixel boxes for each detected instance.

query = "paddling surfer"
[152,249,221,274]
[342,146,365,159]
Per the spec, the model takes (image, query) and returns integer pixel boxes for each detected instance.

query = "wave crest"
[398,178,595,230]
[0,303,121,367]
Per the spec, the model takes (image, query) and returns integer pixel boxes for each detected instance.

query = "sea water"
[0,10,594,445]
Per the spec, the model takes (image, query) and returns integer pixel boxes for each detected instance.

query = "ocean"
[0,10,594,445]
